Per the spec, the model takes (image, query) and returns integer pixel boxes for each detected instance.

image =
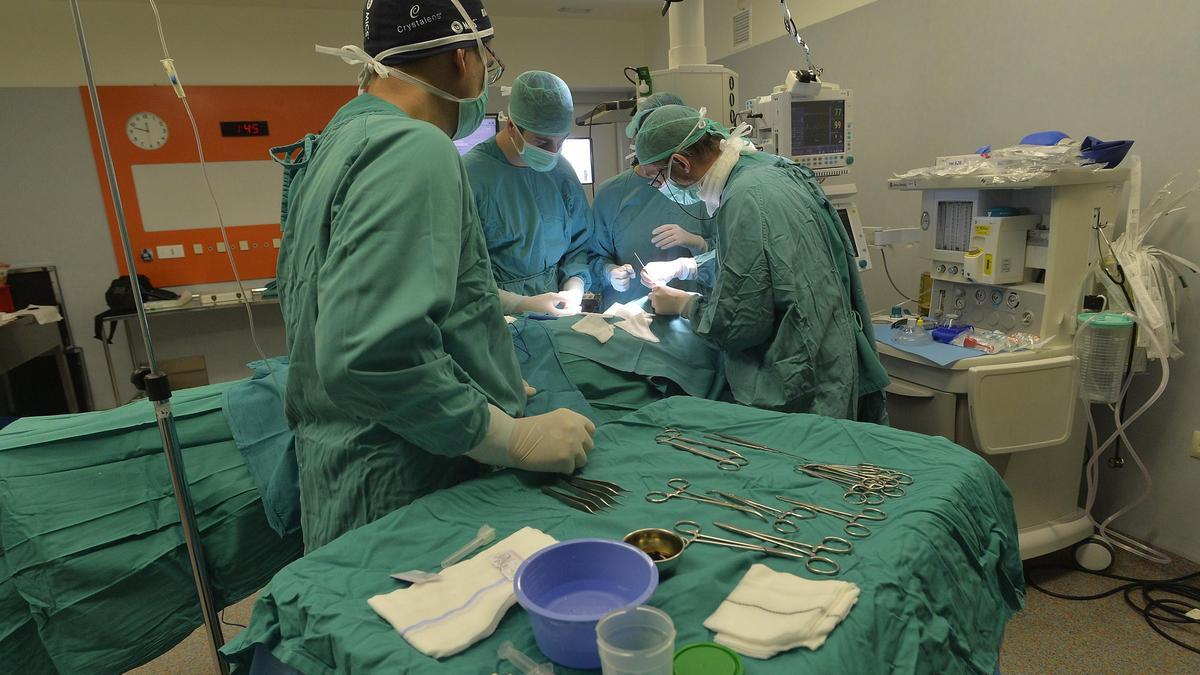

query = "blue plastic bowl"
[514,539,659,670]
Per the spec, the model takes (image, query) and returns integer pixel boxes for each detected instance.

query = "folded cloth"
[703,563,859,659]
[368,527,557,659]
[572,313,615,344]
[603,301,660,343]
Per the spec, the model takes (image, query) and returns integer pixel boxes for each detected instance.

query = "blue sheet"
[875,326,984,366]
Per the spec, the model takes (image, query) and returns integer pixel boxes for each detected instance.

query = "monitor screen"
[836,208,859,256]
[454,116,498,155]
[562,138,594,185]
[790,99,846,157]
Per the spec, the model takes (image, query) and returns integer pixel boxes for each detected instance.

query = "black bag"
[93,275,180,343]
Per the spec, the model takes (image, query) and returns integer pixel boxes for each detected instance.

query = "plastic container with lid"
[673,642,744,675]
[1075,311,1134,403]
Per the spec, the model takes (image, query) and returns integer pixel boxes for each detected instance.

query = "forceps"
[673,520,812,564]
[795,465,901,504]
[776,496,886,538]
[701,432,803,459]
[710,490,814,534]
[712,521,850,576]
[646,479,766,520]
[656,431,749,471]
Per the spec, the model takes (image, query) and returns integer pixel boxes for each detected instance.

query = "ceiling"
[78,0,664,19]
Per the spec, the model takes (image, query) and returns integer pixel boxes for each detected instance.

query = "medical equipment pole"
[68,2,229,673]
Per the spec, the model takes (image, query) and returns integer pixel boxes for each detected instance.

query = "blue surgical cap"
[634,104,726,166]
[625,92,686,139]
[509,70,574,137]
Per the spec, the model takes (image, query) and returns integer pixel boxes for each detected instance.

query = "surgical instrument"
[710,490,814,534]
[713,521,850,576]
[541,486,600,514]
[656,429,750,471]
[646,479,767,520]
[673,520,810,562]
[776,496,886,538]
[556,480,620,509]
[795,464,907,504]
[565,475,628,496]
[702,431,803,459]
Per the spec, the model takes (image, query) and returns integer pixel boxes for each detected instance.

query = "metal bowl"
[623,528,685,574]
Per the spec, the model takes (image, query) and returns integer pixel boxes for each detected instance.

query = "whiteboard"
[132,160,283,231]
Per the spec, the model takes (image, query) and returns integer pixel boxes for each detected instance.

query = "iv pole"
[67,2,229,673]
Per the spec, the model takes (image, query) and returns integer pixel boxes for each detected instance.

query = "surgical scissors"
[673,520,812,563]
[709,490,814,534]
[776,496,886,538]
[712,521,850,576]
[701,432,803,459]
[646,479,766,520]
[656,431,749,471]
[795,464,904,504]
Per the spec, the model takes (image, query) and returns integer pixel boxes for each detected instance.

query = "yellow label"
[984,254,994,275]
[974,225,992,236]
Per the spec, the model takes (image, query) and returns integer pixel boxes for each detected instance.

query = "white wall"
[722,0,1200,560]
[0,1,647,409]
[703,0,878,62]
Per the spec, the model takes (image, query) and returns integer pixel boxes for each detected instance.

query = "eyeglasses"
[648,168,667,189]
[484,42,505,85]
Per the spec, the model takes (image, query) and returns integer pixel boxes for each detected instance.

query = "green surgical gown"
[463,137,592,295]
[273,94,525,551]
[588,168,713,307]
[685,152,889,422]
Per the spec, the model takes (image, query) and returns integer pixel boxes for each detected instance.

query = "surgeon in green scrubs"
[634,105,889,423]
[276,0,595,551]
[589,92,712,308]
[464,70,592,308]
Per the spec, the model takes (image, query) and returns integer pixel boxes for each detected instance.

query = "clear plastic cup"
[595,605,675,675]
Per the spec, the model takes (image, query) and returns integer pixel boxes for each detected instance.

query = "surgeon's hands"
[560,276,585,314]
[523,379,537,397]
[519,292,577,316]
[649,285,699,317]
[606,264,635,292]
[507,408,596,473]
[652,224,708,254]
[640,257,698,288]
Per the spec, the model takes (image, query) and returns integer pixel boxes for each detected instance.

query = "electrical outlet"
[156,244,185,260]
[192,243,204,255]
[216,242,227,253]
[1192,431,1200,459]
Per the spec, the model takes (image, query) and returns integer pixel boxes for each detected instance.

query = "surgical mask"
[658,179,704,206]
[316,0,498,140]
[513,128,560,172]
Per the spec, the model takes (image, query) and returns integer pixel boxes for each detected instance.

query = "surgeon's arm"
[558,180,593,289]
[685,192,775,351]
[315,128,496,456]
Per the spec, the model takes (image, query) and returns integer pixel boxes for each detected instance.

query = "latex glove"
[522,292,577,316]
[649,285,699,316]
[640,257,698,288]
[560,276,585,313]
[652,224,708,254]
[467,405,595,474]
[523,380,537,397]
[606,264,635,292]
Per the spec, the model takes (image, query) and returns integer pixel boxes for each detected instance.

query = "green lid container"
[673,642,744,675]
[1077,311,1134,328]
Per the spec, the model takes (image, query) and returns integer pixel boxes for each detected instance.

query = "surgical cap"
[625,92,686,139]
[634,104,726,166]
[365,0,493,65]
[509,70,575,137]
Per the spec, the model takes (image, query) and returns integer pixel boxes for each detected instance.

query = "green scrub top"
[685,152,889,422]
[588,168,713,307]
[463,137,593,296]
[272,94,525,551]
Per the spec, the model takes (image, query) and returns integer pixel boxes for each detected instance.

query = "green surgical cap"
[625,92,686,139]
[634,104,726,166]
[509,70,574,137]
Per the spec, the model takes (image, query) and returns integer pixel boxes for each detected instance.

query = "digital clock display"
[219,121,270,137]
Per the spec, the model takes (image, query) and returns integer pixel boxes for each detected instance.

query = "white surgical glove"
[498,289,577,317]
[560,277,585,314]
[467,405,596,474]
[651,224,708,254]
[606,264,635,292]
[641,257,698,288]
[649,285,699,316]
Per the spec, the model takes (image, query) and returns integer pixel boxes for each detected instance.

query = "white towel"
[368,527,557,659]
[572,314,615,343]
[603,301,660,343]
[702,563,859,659]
